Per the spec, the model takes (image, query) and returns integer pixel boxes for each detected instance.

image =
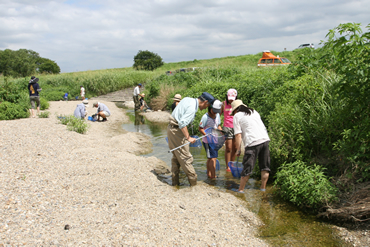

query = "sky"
[1,0,369,73]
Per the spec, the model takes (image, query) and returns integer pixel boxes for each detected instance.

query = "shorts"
[203,142,218,159]
[222,126,234,139]
[30,96,40,109]
[241,141,271,177]
[102,111,110,117]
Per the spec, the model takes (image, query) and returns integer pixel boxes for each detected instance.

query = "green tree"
[133,50,164,71]
[37,58,61,74]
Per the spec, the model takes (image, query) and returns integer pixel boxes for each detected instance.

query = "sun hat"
[212,100,222,114]
[230,99,247,116]
[82,99,89,104]
[138,83,142,86]
[31,76,35,79]
[227,89,237,101]
[199,92,215,104]
[92,102,99,107]
[141,93,145,97]
[29,77,39,83]
[173,94,182,102]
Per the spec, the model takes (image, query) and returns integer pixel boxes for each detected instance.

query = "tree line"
[0,49,60,77]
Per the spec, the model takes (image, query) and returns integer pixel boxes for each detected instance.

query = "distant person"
[74,100,89,119]
[80,85,85,100]
[133,83,144,111]
[199,100,223,179]
[231,100,270,193]
[221,89,238,172]
[139,93,147,111]
[171,94,182,111]
[28,76,42,118]
[167,92,215,186]
[64,92,69,101]
[92,102,111,122]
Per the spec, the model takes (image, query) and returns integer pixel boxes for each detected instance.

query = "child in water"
[199,100,223,178]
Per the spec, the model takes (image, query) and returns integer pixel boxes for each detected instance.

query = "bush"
[38,111,50,118]
[274,161,338,208]
[57,115,89,134]
[0,101,29,120]
[40,97,49,110]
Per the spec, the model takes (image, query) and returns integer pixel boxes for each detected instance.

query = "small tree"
[133,50,164,71]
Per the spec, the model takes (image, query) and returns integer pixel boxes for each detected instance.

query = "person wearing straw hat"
[230,100,270,192]
[133,83,144,111]
[28,76,42,118]
[167,92,215,186]
[74,99,89,119]
[171,94,182,111]
[92,102,111,122]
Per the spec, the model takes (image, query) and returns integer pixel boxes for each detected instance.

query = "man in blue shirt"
[167,92,215,186]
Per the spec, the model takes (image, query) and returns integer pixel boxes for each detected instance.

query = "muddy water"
[122,110,346,247]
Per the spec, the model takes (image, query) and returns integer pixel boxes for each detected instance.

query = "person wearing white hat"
[230,99,271,192]
[74,99,89,119]
[199,100,223,178]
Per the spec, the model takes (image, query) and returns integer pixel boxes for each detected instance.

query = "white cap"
[212,100,222,113]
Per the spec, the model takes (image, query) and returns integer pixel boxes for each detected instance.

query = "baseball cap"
[199,92,215,104]
[212,100,222,113]
[227,89,237,101]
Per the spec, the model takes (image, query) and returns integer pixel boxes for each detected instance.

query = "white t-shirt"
[233,110,270,148]
[199,112,221,143]
[80,87,85,96]
[133,86,140,96]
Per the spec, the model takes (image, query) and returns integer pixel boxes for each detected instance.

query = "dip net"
[205,127,226,151]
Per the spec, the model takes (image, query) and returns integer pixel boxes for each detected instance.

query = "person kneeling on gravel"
[73,99,89,119]
[167,92,215,186]
[92,102,111,122]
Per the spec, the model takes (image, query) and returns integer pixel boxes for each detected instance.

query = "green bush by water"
[38,111,50,118]
[274,161,338,208]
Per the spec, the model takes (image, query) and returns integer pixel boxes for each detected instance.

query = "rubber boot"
[188,178,197,186]
[172,174,180,186]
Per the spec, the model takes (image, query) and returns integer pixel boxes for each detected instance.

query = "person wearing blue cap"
[133,83,144,111]
[167,92,215,186]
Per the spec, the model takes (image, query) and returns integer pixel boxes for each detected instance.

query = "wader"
[167,116,197,186]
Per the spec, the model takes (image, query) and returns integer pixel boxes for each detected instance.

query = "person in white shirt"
[80,86,85,100]
[230,100,270,193]
[133,83,144,111]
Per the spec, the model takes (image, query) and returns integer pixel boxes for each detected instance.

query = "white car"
[297,43,314,49]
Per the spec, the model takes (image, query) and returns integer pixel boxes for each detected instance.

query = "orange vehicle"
[257,50,291,67]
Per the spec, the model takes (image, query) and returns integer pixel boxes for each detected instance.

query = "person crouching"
[92,102,111,122]
[74,99,89,119]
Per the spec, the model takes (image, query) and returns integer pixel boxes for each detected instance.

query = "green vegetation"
[0,49,60,77]
[57,115,89,134]
[133,50,164,71]
[274,161,338,208]
[38,111,50,118]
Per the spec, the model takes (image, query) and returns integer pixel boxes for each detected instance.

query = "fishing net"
[189,135,202,147]
[204,127,226,151]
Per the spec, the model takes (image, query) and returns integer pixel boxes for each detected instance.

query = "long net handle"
[168,133,211,153]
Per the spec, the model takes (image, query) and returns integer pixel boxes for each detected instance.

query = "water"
[122,110,346,247]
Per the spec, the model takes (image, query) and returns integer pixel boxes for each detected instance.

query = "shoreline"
[0,100,267,246]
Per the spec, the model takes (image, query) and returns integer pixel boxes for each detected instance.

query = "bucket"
[75,96,79,100]
[88,116,96,122]
[228,161,243,178]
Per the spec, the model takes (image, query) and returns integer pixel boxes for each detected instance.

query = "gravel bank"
[0,101,267,246]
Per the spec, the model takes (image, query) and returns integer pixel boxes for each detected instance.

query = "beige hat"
[230,99,247,116]
[92,102,99,107]
[173,94,182,102]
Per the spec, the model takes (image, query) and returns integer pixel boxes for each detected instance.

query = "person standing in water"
[221,89,238,171]
[167,92,215,186]
[133,83,144,111]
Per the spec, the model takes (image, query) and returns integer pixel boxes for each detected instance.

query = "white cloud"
[0,0,369,72]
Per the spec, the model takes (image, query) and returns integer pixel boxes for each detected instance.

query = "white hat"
[212,100,222,114]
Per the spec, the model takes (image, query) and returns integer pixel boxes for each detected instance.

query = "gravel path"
[0,101,267,246]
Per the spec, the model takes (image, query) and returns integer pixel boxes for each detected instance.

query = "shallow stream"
[122,110,346,246]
